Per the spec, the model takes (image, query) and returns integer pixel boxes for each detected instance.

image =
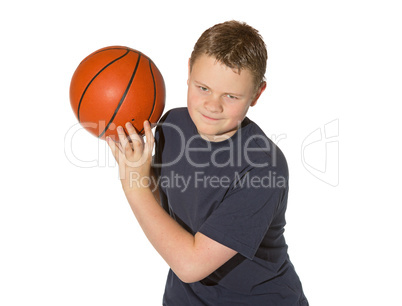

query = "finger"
[143,120,154,157]
[126,122,144,154]
[126,122,143,143]
[107,136,128,180]
[106,136,120,162]
[117,125,131,154]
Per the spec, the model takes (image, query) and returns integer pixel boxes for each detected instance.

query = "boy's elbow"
[176,273,200,284]
[174,263,208,284]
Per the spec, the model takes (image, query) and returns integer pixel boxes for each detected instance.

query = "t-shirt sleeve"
[198,166,287,260]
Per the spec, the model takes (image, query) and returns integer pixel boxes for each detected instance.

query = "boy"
[107,20,308,305]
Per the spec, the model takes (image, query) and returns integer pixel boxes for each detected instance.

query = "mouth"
[201,113,220,121]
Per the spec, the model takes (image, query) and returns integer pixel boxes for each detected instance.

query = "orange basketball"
[69,46,165,140]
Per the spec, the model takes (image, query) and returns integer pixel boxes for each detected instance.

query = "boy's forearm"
[125,189,200,282]
[107,123,235,283]
[149,167,161,205]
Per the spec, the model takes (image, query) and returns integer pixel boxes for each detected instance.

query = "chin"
[196,126,219,137]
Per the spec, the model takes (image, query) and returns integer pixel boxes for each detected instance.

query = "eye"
[225,94,238,100]
[199,86,209,92]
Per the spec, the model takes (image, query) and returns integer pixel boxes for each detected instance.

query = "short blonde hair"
[190,20,268,91]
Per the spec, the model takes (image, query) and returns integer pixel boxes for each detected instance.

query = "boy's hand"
[107,121,154,196]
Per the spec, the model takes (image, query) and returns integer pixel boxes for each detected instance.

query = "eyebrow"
[194,80,209,89]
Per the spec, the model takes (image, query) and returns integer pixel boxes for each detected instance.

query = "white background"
[1,0,401,305]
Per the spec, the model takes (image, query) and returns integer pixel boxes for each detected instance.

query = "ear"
[250,81,267,107]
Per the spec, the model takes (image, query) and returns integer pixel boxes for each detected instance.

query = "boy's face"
[187,54,265,142]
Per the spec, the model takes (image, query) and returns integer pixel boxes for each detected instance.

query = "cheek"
[226,104,249,121]
[186,88,193,106]
[187,90,201,108]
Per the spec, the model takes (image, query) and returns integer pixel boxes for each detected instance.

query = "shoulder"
[154,107,194,149]
[158,107,190,125]
[241,119,288,178]
[156,107,200,140]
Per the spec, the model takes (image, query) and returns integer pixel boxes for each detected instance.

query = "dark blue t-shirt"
[154,108,308,305]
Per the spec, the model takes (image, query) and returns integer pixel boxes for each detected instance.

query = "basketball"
[69,46,165,140]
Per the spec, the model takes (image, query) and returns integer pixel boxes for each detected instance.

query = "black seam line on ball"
[77,49,130,122]
[139,59,157,134]
[98,52,142,138]
[79,47,140,65]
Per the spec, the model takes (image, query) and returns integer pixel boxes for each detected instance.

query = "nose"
[204,95,223,113]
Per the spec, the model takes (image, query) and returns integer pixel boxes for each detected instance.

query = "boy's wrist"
[124,185,154,206]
